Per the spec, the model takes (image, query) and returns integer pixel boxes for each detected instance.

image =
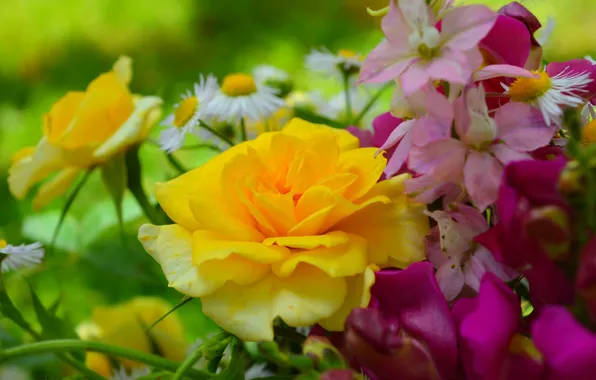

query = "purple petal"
[577,237,596,322]
[347,126,374,148]
[546,59,596,100]
[480,14,531,66]
[532,306,596,380]
[498,1,542,46]
[372,112,402,147]
[372,262,459,379]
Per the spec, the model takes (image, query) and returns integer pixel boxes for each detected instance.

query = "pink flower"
[426,203,517,300]
[409,85,555,211]
[404,173,463,206]
[358,0,498,96]
[379,84,454,177]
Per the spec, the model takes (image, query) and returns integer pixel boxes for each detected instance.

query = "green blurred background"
[0,0,594,376]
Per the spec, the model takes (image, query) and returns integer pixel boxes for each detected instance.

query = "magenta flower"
[358,0,497,95]
[409,85,555,211]
[426,203,517,300]
[576,236,596,323]
[475,158,574,307]
[532,306,596,380]
[453,273,545,380]
[333,262,459,380]
[498,1,542,48]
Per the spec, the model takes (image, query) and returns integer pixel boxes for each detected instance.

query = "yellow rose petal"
[43,91,85,143]
[201,266,347,342]
[337,147,387,201]
[282,118,360,151]
[32,167,81,210]
[318,265,376,331]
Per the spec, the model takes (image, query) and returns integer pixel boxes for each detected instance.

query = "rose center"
[508,71,552,102]
[221,74,258,97]
[173,96,199,128]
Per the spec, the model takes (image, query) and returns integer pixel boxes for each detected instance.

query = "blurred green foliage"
[0,0,594,377]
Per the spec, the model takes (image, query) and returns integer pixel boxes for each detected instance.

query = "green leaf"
[214,339,245,380]
[293,108,346,129]
[148,296,193,331]
[100,153,128,233]
[26,280,84,360]
[0,276,33,334]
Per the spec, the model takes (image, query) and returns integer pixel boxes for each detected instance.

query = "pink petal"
[464,151,503,211]
[409,139,467,182]
[436,259,465,301]
[441,4,498,51]
[495,102,554,151]
[381,0,411,47]
[449,203,489,235]
[426,49,472,86]
[547,59,596,100]
[473,246,518,282]
[405,174,463,205]
[463,256,486,292]
[473,64,535,81]
[491,144,531,165]
[401,61,433,96]
[383,120,416,177]
[453,93,469,139]
[358,41,414,84]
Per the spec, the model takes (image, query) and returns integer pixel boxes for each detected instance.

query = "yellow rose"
[78,297,188,371]
[8,56,162,210]
[138,118,428,341]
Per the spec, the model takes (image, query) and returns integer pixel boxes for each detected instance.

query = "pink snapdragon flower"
[409,85,555,211]
[358,0,498,95]
[426,203,517,300]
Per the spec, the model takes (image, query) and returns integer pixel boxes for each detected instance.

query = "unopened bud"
[303,336,347,371]
[559,160,583,195]
[525,205,571,260]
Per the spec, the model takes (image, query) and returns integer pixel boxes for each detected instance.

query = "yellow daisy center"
[0,239,7,249]
[584,119,596,143]
[173,96,199,128]
[338,49,359,59]
[508,71,552,102]
[221,74,257,97]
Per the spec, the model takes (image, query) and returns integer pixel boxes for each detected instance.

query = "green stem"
[126,146,161,225]
[352,82,392,126]
[59,354,107,380]
[343,72,353,125]
[180,143,223,152]
[172,343,204,380]
[240,118,248,142]
[199,120,235,147]
[165,153,188,174]
[0,340,211,379]
[207,353,224,374]
[148,296,193,331]
[51,167,95,252]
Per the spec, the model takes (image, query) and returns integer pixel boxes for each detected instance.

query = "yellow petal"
[337,147,387,201]
[8,138,69,200]
[85,352,112,377]
[139,224,215,297]
[282,118,360,151]
[32,167,81,210]
[263,230,350,249]
[113,55,133,85]
[93,96,163,160]
[11,146,35,165]
[192,230,289,265]
[58,72,134,150]
[201,266,347,341]
[270,232,368,278]
[334,174,429,267]
[318,265,376,331]
[43,91,85,143]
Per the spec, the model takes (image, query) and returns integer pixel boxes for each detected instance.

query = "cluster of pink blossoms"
[322,1,596,379]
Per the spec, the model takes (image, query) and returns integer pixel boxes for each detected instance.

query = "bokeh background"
[0,0,594,377]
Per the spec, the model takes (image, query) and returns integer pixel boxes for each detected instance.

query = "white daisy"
[207,73,285,123]
[253,65,290,87]
[586,56,596,64]
[0,239,44,273]
[158,74,218,153]
[536,17,555,46]
[318,86,379,127]
[502,68,593,125]
[110,366,150,380]
[306,48,363,78]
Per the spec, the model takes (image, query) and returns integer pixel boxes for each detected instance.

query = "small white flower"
[318,87,378,127]
[159,74,218,153]
[502,68,593,125]
[0,240,44,273]
[245,363,274,380]
[585,56,596,65]
[253,65,290,87]
[536,17,555,46]
[110,366,150,380]
[207,73,285,123]
[306,48,363,78]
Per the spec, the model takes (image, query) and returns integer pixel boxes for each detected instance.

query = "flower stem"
[125,146,162,225]
[199,120,235,147]
[0,340,211,379]
[273,326,306,345]
[343,72,353,125]
[240,118,248,142]
[165,153,188,174]
[148,296,193,331]
[352,82,392,126]
[172,342,204,380]
[50,167,95,252]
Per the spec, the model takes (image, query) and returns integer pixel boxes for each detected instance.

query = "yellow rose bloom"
[138,118,428,341]
[8,56,162,210]
[77,297,188,370]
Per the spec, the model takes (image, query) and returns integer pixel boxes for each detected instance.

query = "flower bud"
[559,160,583,195]
[303,336,347,372]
